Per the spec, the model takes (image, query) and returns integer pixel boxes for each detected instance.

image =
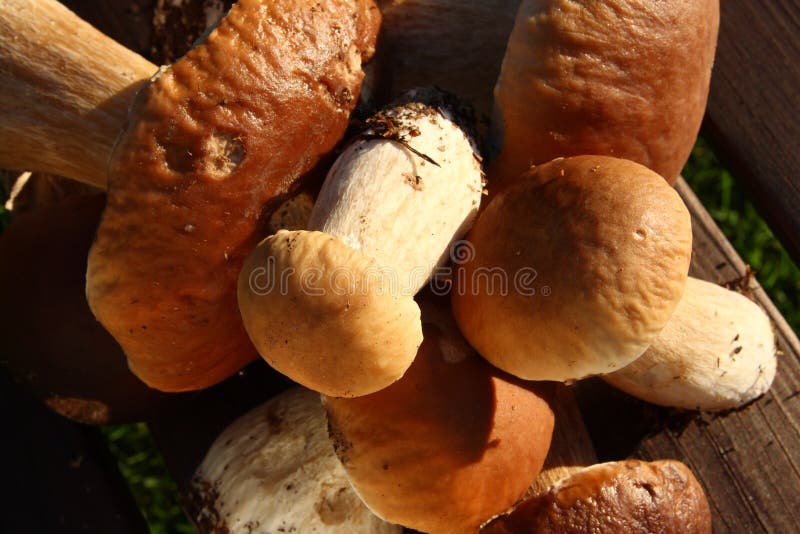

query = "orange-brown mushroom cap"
[238,230,422,398]
[483,460,712,534]
[324,295,555,533]
[453,156,692,382]
[86,0,380,392]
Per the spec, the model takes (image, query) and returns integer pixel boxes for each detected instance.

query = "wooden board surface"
[704,1,800,262]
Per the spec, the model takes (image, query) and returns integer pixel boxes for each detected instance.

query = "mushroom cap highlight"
[238,230,422,398]
[453,155,692,382]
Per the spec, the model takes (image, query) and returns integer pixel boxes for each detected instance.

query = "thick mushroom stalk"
[84,0,380,392]
[0,0,157,186]
[323,295,554,533]
[603,277,777,411]
[483,460,712,534]
[452,156,693,382]
[190,387,400,533]
[238,90,484,397]
[489,0,719,184]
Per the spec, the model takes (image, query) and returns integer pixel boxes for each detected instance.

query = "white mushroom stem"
[190,388,401,534]
[603,277,777,411]
[309,88,484,294]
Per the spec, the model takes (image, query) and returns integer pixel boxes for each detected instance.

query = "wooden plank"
[703,0,800,261]
[577,179,800,533]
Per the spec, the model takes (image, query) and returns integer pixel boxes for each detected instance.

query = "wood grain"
[703,1,800,262]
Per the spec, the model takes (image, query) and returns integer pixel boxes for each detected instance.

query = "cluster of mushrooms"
[0,0,779,532]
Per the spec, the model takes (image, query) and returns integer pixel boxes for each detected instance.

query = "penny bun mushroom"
[1,0,380,393]
[85,0,380,391]
[323,295,554,533]
[452,155,692,382]
[483,460,712,534]
[490,0,720,184]
[190,387,400,533]
[239,89,483,397]
[603,277,777,411]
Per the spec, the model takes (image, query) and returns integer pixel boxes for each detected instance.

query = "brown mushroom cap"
[452,156,692,382]
[490,0,719,184]
[238,230,422,398]
[0,194,169,424]
[483,460,712,534]
[86,0,380,392]
[324,295,555,533]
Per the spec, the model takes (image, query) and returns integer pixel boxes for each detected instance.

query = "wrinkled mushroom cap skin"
[324,296,555,533]
[86,0,380,392]
[238,230,422,398]
[604,277,777,411]
[483,460,712,534]
[453,156,692,382]
[0,194,170,424]
[190,387,401,533]
[490,0,719,184]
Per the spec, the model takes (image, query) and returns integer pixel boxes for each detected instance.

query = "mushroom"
[603,276,777,411]
[190,387,401,533]
[489,0,720,184]
[238,88,484,397]
[323,294,555,533]
[452,155,693,382]
[483,460,712,534]
[0,194,169,424]
[1,0,381,391]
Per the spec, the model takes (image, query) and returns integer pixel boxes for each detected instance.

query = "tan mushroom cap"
[453,156,692,382]
[324,295,554,533]
[483,460,712,534]
[238,230,422,398]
